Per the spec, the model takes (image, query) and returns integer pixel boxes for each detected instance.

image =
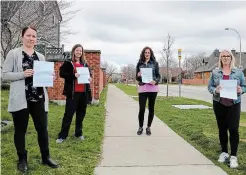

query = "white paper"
[76,67,90,84]
[33,61,54,87]
[140,68,153,83]
[220,80,237,100]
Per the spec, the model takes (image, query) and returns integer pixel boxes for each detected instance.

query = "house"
[194,49,246,79]
[159,67,183,83]
[1,1,62,61]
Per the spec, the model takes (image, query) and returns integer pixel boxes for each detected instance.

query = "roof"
[194,49,246,73]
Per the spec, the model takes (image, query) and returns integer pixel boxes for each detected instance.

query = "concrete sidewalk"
[94,85,227,175]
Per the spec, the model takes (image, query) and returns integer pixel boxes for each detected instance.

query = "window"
[53,15,56,25]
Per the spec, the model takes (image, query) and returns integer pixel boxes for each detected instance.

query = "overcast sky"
[63,1,246,72]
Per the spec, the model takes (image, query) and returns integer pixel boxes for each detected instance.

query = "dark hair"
[138,46,156,63]
[71,44,87,63]
[21,26,37,37]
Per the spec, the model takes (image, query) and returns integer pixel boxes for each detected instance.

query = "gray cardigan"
[2,47,49,112]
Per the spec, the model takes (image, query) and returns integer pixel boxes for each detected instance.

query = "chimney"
[214,49,220,57]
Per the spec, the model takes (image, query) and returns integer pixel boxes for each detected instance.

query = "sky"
[62,1,246,72]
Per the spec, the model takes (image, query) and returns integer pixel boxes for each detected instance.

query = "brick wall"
[47,50,106,101]
[99,69,104,94]
[182,79,209,85]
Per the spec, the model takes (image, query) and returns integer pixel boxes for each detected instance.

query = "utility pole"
[178,49,182,97]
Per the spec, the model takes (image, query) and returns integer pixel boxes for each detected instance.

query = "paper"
[220,80,237,100]
[140,68,153,83]
[33,61,54,87]
[76,67,90,84]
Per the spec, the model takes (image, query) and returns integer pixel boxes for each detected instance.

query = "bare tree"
[160,33,175,97]
[182,52,207,78]
[121,64,136,85]
[1,0,80,60]
[101,61,117,81]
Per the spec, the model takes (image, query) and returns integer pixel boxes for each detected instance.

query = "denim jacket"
[136,60,161,85]
[208,67,246,104]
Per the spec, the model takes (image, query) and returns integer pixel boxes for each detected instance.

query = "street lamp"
[225,28,242,69]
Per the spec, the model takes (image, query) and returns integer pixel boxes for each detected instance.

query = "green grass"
[115,84,246,175]
[1,87,107,175]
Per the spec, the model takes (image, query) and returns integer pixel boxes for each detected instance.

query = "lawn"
[115,83,246,175]
[1,87,107,175]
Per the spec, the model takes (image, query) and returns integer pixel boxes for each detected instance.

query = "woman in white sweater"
[2,26,58,172]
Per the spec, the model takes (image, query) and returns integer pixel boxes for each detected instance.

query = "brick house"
[194,49,246,79]
[182,49,246,85]
[159,67,183,83]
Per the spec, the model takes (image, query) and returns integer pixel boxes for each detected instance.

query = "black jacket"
[60,60,91,99]
[136,60,161,85]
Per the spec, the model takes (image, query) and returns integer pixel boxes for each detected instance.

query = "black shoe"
[146,127,151,135]
[137,127,143,135]
[42,158,59,168]
[17,151,28,172]
[17,159,28,172]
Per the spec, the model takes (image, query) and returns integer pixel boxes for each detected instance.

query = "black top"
[22,51,44,102]
[136,59,161,86]
[59,60,91,99]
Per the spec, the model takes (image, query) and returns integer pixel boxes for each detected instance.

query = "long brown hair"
[138,46,156,63]
[71,44,87,63]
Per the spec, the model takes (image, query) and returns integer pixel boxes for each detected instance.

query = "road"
[157,84,246,112]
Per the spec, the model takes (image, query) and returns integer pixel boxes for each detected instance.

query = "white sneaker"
[218,152,229,163]
[230,156,238,168]
[78,136,85,141]
[56,138,64,144]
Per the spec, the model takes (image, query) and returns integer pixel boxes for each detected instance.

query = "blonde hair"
[218,49,236,69]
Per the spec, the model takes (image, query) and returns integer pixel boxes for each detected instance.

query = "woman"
[135,46,160,135]
[208,49,246,168]
[56,44,91,143]
[2,26,58,173]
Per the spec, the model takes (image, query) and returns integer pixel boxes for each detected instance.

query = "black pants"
[213,100,241,156]
[58,92,87,139]
[11,99,49,157]
[138,92,158,127]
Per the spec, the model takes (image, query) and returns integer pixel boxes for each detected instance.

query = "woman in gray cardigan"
[2,26,58,172]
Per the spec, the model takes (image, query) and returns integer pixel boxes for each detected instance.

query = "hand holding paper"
[140,68,153,83]
[76,67,90,84]
[220,80,237,100]
[33,61,54,87]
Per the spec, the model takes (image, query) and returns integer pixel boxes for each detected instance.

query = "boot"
[41,150,59,168]
[17,151,28,173]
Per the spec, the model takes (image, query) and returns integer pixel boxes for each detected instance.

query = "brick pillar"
[47,61,66,103]
[101,68,107,88]
[85,50,101,101]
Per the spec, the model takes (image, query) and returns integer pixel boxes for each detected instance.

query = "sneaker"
[78,136,85,141]
[218,152,229,163]
[56,138,64,144]
[137,127,143,135]
[146,127,151,135]
[230,156,238,168]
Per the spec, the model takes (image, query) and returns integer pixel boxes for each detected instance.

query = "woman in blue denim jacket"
[208,49,246,169]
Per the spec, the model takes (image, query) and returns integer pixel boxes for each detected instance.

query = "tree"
[1,0,80,60]
[160,33,175,97]
[182,52,207,78]
[121,64,136,85]
[101,61,117,81]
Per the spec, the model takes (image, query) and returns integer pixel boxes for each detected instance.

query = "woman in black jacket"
[56,44,92,143]
[136,46,160,135]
